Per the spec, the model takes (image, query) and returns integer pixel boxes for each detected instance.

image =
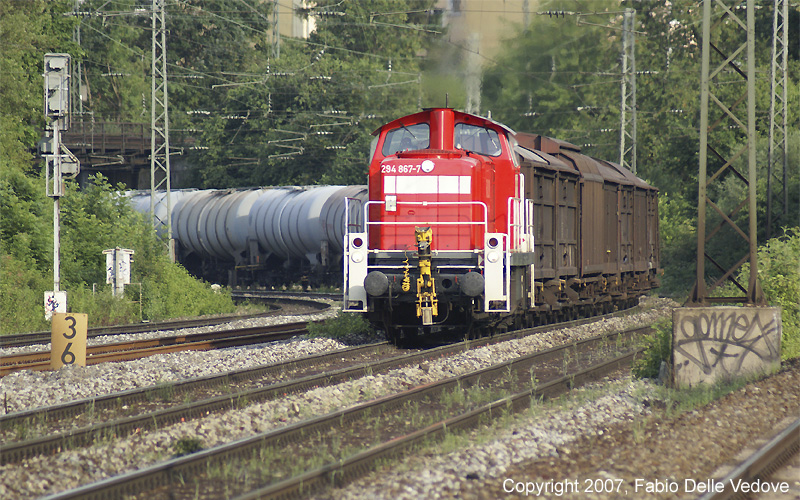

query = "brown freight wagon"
[515,132,660,321]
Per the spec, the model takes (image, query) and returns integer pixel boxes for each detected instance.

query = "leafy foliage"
[0,253,52,333]
[656,193,697,297]
[64,286,143,327]
[185,0,438,188]
[71,1,441,188]
[482,0,800,298]
[0,0,79,169]
[139,258,234,320]
[718,229,800,360]
[0,174,234,333]
[172,436,204,457]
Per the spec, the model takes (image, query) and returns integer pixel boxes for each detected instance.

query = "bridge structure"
[59,120,156,189]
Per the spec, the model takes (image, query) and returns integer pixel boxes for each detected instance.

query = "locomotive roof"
[372,108,516,137]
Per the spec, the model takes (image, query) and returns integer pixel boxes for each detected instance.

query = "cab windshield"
[454,123,502,157]
[381,123,430,156]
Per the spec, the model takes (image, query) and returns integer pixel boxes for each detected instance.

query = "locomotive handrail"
[361,200,489,233]
[344,196,364,232]
[507,196,535,252]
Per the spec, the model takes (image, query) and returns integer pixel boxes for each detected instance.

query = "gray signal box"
[44,53,71,130]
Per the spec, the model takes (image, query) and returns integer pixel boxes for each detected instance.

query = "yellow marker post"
[51,312,88,369]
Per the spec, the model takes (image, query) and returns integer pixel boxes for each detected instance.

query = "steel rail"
[1,342,389,431]
[698,417,800,500]
[1,322,309,376]
[39,327,648,500]
[1,305,636,422]
[1,294,331,348]
[0,315,265,348]
[0,342,393,464]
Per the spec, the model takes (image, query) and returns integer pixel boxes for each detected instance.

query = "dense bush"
[632,319,673,379]
[0,175,234,333]
[746,229,799,359]
[139,260,234,321]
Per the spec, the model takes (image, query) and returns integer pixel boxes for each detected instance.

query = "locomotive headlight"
[351,251,364,263]
[487,250,500,263]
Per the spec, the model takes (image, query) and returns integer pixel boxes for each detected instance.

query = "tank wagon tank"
[131,185,367,286]
[343,108,660,342]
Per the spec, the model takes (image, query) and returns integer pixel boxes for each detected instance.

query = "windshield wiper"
[400,123,417,139]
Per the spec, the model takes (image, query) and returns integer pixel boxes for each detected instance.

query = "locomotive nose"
[364,271,389,296]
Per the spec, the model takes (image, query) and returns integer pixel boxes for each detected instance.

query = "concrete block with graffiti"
[672,307,782,388]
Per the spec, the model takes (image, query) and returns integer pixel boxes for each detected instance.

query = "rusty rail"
[1,323,308,376]
[698,417,800,500]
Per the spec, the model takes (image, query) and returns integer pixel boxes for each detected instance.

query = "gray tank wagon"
[130,186,367,287]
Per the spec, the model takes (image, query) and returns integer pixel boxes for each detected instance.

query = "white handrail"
[507,196,535,252]
[363,200,489,233]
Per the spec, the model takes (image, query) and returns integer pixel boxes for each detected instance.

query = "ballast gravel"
[319,363,799,500]
[0,305,341,414]
[314,377,660,500]
[0,298,340,357]
[0,297,678,499]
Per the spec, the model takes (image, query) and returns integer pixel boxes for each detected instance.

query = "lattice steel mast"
[767,0,789,238]
[619,8,637,174]
[150,0,174,260]
[690,0,763,306]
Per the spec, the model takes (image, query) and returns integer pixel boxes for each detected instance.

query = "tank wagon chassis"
[343,108,660,343]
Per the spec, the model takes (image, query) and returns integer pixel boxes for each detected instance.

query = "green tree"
[188,0,439,188]
[482,2,622,161]
[1,174,234,333]
[1,0,77,332]
[718,229,800,359]
[481,0,800,297]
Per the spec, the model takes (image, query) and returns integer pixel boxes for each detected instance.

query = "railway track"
[1,307,641,463]
[699,416,800,500]
[0,322,309,376]
[1,293,332,349]
[27,324,649,500]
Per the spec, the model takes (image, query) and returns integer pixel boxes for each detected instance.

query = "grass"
[306,311,373,340]
[173,436,205,457]
[648,376,752,418]
[632,319,673,379]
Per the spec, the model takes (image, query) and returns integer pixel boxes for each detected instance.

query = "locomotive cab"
[343,108,533,341]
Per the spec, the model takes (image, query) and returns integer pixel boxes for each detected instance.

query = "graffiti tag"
[673,308,781,387]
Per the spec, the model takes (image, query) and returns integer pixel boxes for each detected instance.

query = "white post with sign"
[104,247,135,297]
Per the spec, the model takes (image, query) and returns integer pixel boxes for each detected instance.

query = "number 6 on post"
[50,313,88,369]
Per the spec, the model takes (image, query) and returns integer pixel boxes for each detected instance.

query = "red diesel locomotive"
[343,108,660,342]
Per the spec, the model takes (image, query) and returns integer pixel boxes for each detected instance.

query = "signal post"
[43,53,80,319]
